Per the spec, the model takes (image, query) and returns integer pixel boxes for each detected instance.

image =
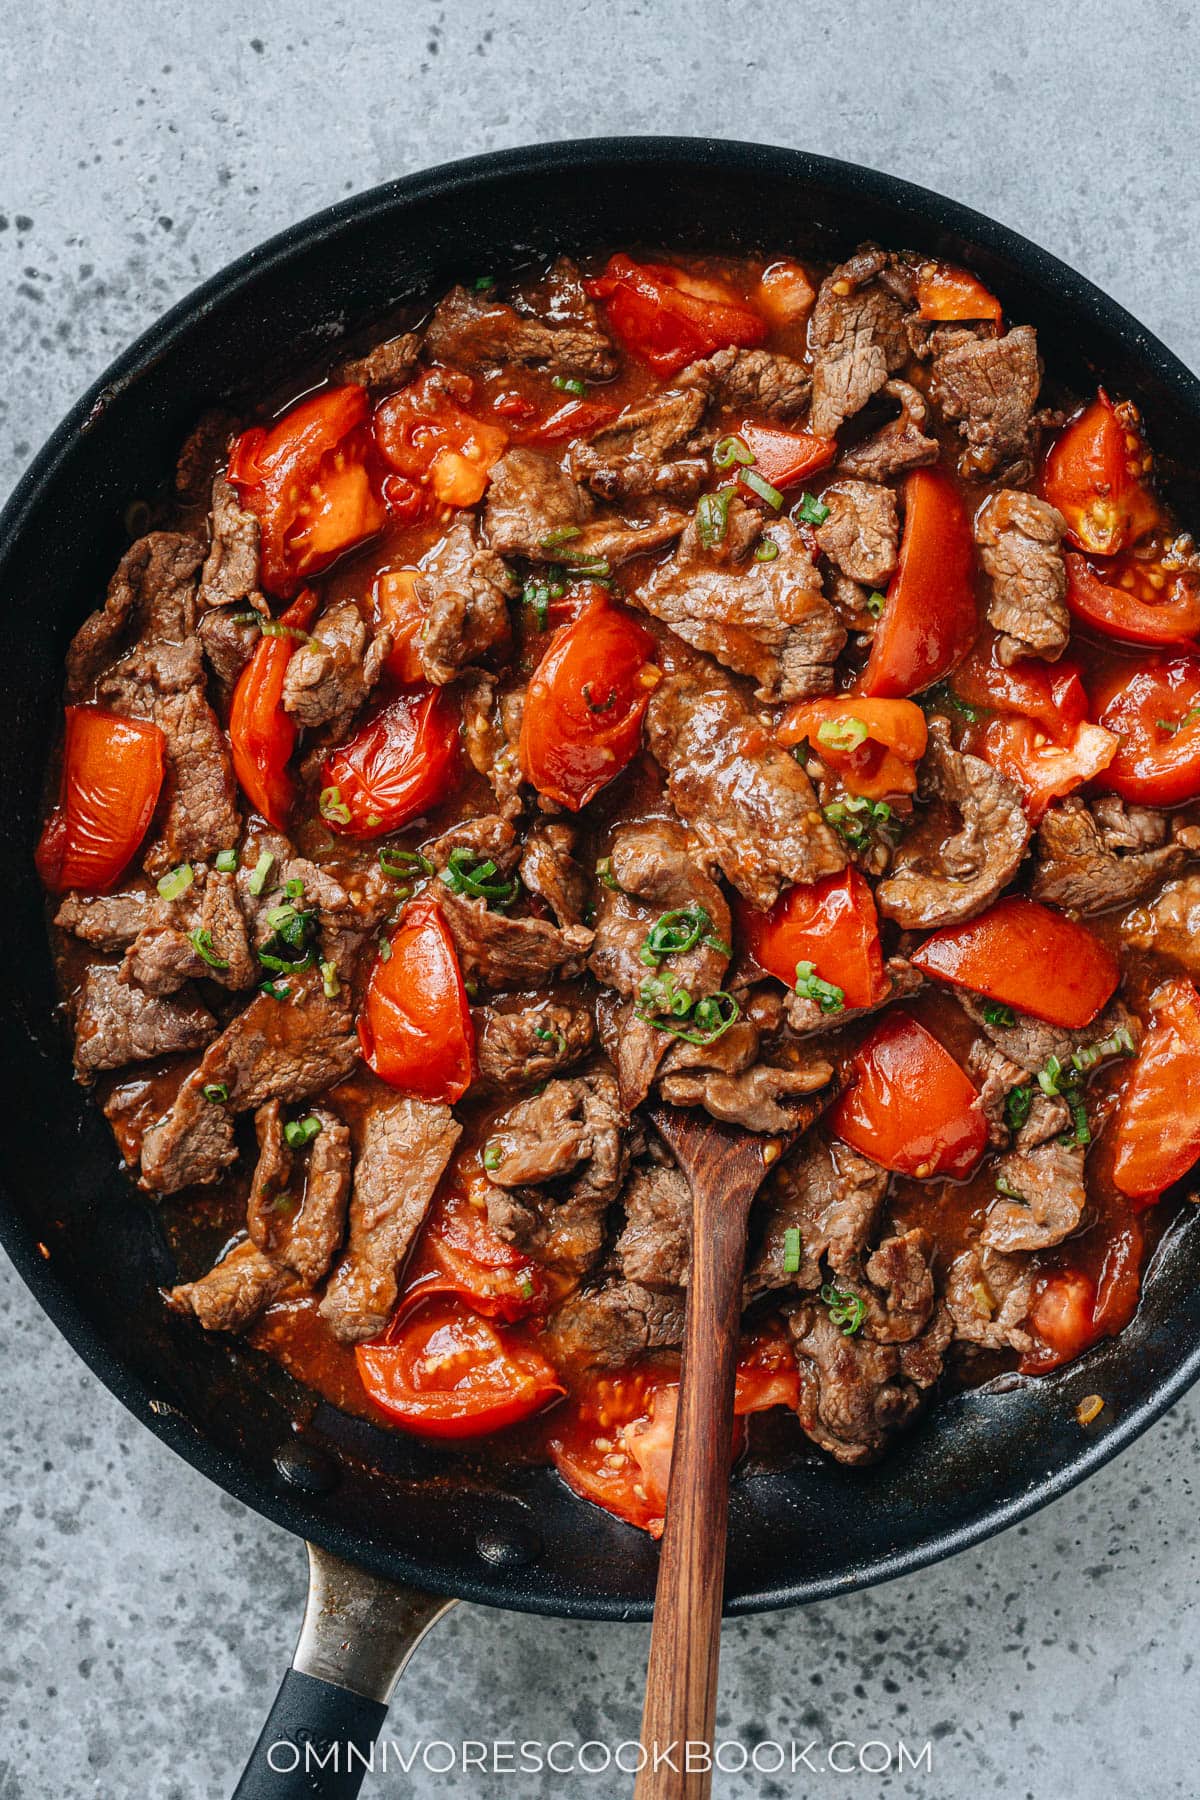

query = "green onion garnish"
[1004,1084,1033,1132]
[247,851,275,897]
[284,1115,323,1150]
[377,936,392,961]
[866,590,886,618]
[552,375,588,397]
[742,468,784,510]
[318,786,352,827]
[695,490,731,549]
[595,857,619,891]
[534,1025,568,1055]
[190,928,229,970]
[639,904,729,967]
[202,1082,229,1104]
[637,970,694,1019]
[1071,1026,1136,1071]
[792,492,830,526]
[794,960,845,1015]
[214,849,238,874]
[439,847,520,909]
[995,1174,1028,1201]
[260,621,310,641]
[259,979,290,1000]
[754,538,780,563]
[379,846,434,882]
[156,864,194,901]
[817,715,869,753]
[474,274,495,291]
[517,1271,535,1300]
[821,1283,866,1336]
[982,1001,1017,1027]
[540,526,582,551]
[636,984,740,1045]
[713,434,755,469]
[320,960,340,999]
[482,1143,501,1171]
[285,877,305,900]
[1038,1054,1065,1097]
[782,1227,802,1275]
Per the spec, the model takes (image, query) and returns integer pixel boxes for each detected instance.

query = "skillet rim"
[3,134,1200,1621]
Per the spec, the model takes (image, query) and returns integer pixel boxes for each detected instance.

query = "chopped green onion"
[439,847,520,908]
[260,621,310,641]
[995,1174,1028,1201]
[754,538,780,563]
[517,1271,535,1300]
[982,1001,1017,1027]
[793,492,830,526]
[377,935,392,961]
[247,851,275,897]
[320,960,341,999]
[156,864,194,901]
[258,946,314,974]
[564,556,611,579]
[1157,704,1200,735]
[379,846,433,882]
[866,590,886,618]
[742,468,784,511]
[259,979,291,1000]
[637,971,694,1019]
[522,570,567,628]
[1004,1084,1033,1131]
[921,682,980,722]
[816,715,869,754]
[284,1115,323,1150]
[540,526,582,550]
[202,1083,229,1104]
[639,904,729,967]
[823,795,898,853]
[1065,1091,1091,1146]
[482,1143,501,1171]
[1072,1026,1136,1072]
[596,857,618,891]
[214,849,238,874]
[821,1283,865,1336]
[582,681,617,714]
[190,928,229,970]
[474,274,495,291]
[696,489,731,549]
[1038,1054,1065,1097]
[285,877,305,900]
[262,902,315,954]
[794,960,845,1015]
[782,1227,802,1275]
[713,434,754,469]
[318,785,352,826]
[534,1024,568,1055]
[636,984,740,1045]
[228,609,261,625]
[552,374,587,397]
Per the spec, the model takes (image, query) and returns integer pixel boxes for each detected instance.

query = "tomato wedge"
[36,707,166,894]
[757,260,816,326]
[356,1296,562,1439]
[778,696,927,800]
[373,368,509,510]
[228,385,384,595]
[915,262,1002,323]
[523,398,620,444]
[228,588,320,829]
[400,1184,546,1323]
[832,1010,987,1179]
[372,568,427,684]
[1093,655,1200,805]
[976,714,1118,823]
[951,635,1090,734]
[358,895,475,1101]
[1020,1270,1100,1374]
[737,868,888,1011]
[1112,977,1200,1204]
[910,896,1119,1028]
[586,254,766,377]
[736,421,836,493]
[860,467,977,697]
[1040,389,1160,555]
[320,685,461,839]
[518,596,658,811]
[1065,550,1200,648]
[1091,1215,1144,1338]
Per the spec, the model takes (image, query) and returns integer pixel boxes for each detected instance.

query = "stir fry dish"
[38,245,1200,1535]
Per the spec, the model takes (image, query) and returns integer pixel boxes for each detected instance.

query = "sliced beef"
[683,344,813,416]
[809,246,914,439]
[982,1138,1088,1252]
[319,1096,462,1343]
[164,970,356,1116]
[658,1046,833,1134]
[612,1159,692,1291]
[459,674,525,818]
[859,1229,936,1343]
[945,1245,1034,1352]
[473,1000,595,1088]
[198,606,260,689]
[72,965,216,1077]
[967,1037,1030,1145]
[436,888,592,989]
[175,409,239,502]
[54,889,148,952]
[930,324,1042,477]
[245,1102,351,1285]
[140,1074,239,1194]
[540,1279,686,1371]
[244,1099,292,1246]
[875,717,1031,928]
[815,481,899,588]
[484,1074,628,1275]
[1031,794,1195,915]
[1123,871,1200,974]
[569,384,709,502]
[975,489,1069,664]
[637,513,846,702]
[425,813,520,876]
[411,516,515,684]
[958,991,1141,1076]
[782,954,923,1036]
[424,283,616,380]
[282,600,390,732]
[65,532,203,700]
[121,867,256,995]
[165,1240,289,1334]
[483,448,687,565]
[786,1301,946,1465]
[599,1000,678,1112]
[198,473,260,609]
[747,1135,887,1292]
[645,663,847,907]
[836,379,940,482]
[519,822,588,927]
[337,330,421,391]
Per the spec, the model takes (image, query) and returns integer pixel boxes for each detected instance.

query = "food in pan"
[39,244,1200,1536]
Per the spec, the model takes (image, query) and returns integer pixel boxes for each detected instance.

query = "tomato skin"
[586,254,767,376]
[952,636,1090,735]
[373,368,509,508]
[916,262,1002,323]
[1041,390,1160,556]
[228,589,320,829]
[372,568,427,683]
[358,895,475,1102]
[860,468,977,697]
[518,597,658,811]
[321,685,461,839]
[229,385,384,595]
[977,714,1118,823]
[1091,1216,1144,1337]
[832,1010,988,1179]
[736,421,836,493]
[356,1297,563,1439]
[1020,1270,1099,1373]
[1093,655,1200,805]
[36,707,166,894]
[778,696,927,800]
[738,869,888,1011]
[1113,977,1200,1203]
[757,260,816,326]
[910,895,1120,1028]
[1065,550,1200,649]
[523,398,620,444]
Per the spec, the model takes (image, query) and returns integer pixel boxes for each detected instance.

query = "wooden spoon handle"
[633,1193,749,1800]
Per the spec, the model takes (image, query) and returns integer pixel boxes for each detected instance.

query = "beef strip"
[809,246,914,439]
[140,1074,238,1194]
[814,480,899,588]
[1123,871,1200,974]
[982,1137,1088,1252]
[658,1045,833,1134]
[473,1000,595,1088]
[612,1158,692,1291]
[945,1245,1034,1352]
[683,344,813,416]
[424,284,617,380]
[282,600,390,732]
[875,717,1031,928]
[637,513,846,702]
[747,1134,888,1293]
[483,448,687,565]
[540,1280,686,1371]
[425,813,520,875]
[930,324,1042,478]
[436,888,593,988]
[337,331,421,391]
[72,964,216,1077]
[782,954,923,1036]
[968,1038,1031,1145]
[958,992,1141,1076]
[121,867,256,994]
[175,409,239,502]
[459,674,524,818]
[411,516,516,684]
[484,1074,628,1275]
[786,1300,948,1464]
[164,1240,289,1334]
[836,379,940,482]
[198,607,259,689]
[54,889,148,952]
[645,663,847,908]
[974,489,1069,664]
[1031,794,1196,914]
[319,1096,462,1343]
[65,532,203,700]
[569,384,709,502]
[519,822,589,927]
[198,473,260,609]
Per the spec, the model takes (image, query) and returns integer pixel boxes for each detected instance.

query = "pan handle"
[232,1541,456,1800]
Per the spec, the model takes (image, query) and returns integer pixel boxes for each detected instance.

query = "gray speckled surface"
[3,4,1200,1795]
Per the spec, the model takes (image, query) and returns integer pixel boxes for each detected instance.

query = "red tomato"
[228,589,320,829]
[738,869,888,1011]
[1040,390,1160,556]
[951,635,1090,735]
[910,895,1120,1028]
[356,1296,563,1439]
[832,1010,987,1179]
[374,368,509,509]
[321,686,461,839]
[401,1184,546,1323]
[358,895,475,1102]
[372,568,427,683]
[586,254,767,376]
[523,398,620,444]
[736,421,836,493]
[228,386,385,595]
[1093,655,1200,805]
[976,714,1118,823]
[1091,1216,1144,1338]
[778,696,927,800]
[915,262,1003,323]
[1065,550,1200,648]
[732,1319,801,1414]
[518,597,658,811]
[860,468,977,697]
[757,260,816,326]
[1113,977,1200,1203]
[36,707,165,894]
[1021,1270,1099,1374]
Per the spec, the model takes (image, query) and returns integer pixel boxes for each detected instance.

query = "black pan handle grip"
[231,1542,456,1800]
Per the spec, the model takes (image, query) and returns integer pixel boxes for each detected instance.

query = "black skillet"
[3,139,1200,1798]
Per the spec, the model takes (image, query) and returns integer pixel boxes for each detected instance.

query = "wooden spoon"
[633,1095,830,1800]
